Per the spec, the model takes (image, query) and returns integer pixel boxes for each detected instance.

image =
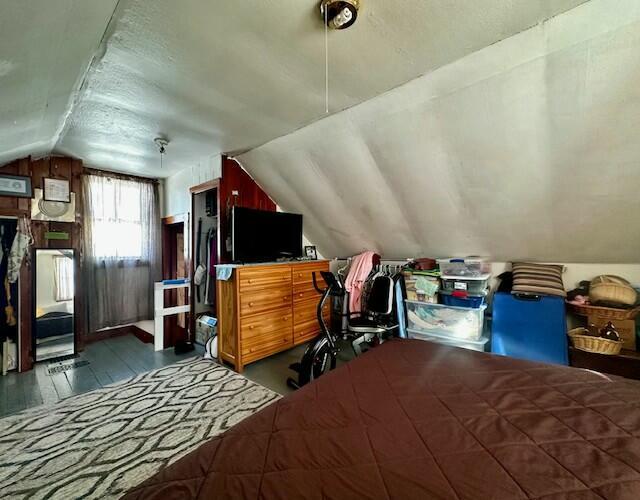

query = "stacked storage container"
[406,258,491,352]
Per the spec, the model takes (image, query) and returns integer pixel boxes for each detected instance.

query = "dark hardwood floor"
[0,334,202,418]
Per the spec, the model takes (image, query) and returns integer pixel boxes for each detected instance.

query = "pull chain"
[325,5,329,114]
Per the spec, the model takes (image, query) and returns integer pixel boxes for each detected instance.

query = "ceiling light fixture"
[320,0,360,30]
[154,137,169,169]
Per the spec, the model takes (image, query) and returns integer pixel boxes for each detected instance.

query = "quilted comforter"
[124,339,640,499]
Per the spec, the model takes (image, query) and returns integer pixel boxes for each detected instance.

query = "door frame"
[189,180,220,337]
[161,214,189,347]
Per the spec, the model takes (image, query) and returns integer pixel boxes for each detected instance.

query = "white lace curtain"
[83,174,161,332]
[53,256,74,302]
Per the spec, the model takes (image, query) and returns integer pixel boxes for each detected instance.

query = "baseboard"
[87,325,153,345]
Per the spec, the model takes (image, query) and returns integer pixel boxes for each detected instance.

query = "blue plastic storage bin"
[491,292,568,365]
[439,290,486,308]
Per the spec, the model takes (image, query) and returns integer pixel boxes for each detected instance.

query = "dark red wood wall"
[0,156,85,371]
[218,156,276,262]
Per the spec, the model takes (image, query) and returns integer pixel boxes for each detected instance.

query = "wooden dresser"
[216,260,330,372]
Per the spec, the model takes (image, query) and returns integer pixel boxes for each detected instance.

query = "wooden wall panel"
[30,158,50,192]
[0,155,85,371]
[218,156,276,263]
[17,158,31,213]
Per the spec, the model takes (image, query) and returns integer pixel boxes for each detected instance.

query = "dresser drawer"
[238,266,291,292]
[293,282,323,303]
[240,286,292,317]
[242,333,293,364]
[240,307,292,342]
[294,297,330,326]
[294,319,322,344]
[292,262,330,286]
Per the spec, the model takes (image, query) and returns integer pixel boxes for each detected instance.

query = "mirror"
[35,249,75,361]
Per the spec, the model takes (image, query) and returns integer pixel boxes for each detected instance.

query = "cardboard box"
[588,316,636,351]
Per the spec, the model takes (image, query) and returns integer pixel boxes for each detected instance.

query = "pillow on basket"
[511,262,566,297]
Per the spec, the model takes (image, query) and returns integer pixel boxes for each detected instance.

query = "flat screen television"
[232,207,303,263]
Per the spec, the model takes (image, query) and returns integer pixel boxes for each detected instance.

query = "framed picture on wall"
[0,174,32,198]
[43,178,71,203]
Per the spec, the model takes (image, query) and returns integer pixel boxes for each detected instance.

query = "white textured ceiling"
[0,0,118,166]
[239,0,640,263]
[8,0,583,176]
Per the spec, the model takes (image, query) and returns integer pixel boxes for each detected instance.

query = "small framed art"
[0,174,32,198]
[43,178,71,203]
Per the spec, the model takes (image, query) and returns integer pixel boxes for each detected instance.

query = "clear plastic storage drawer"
[437,258,491,277]
[407,328,488,352]
[406,300,486,341]
[440,274,491,294]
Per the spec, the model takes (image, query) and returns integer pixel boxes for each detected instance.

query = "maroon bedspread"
[124,339,640,499]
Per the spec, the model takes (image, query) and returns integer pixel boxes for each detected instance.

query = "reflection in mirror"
[35,249,75,361]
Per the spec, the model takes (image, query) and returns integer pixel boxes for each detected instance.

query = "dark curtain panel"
[83,174,161,332]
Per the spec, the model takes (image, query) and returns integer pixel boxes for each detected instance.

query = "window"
[54,256,74,302]
[83,173,160,332]
[84,175,156,260]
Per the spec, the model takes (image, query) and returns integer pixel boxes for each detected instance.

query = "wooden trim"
[19,249,33,372]
[84,167,159,184]
[162,213,187,225]
[132,326,154,344]
[85,325,153,345]
[189,179,219,195]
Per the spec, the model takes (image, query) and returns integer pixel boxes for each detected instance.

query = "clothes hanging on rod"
[0,219,19,350]
[7,217,33,284]
[345,251,380,314]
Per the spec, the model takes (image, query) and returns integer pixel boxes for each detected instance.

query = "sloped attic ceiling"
[238,0,640,263]
[1,0,586,176]
[0,0,118,166]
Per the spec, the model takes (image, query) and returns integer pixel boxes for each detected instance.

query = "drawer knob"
[248,279,253,284]
[299,293,303,297]
[250,325,254,330]
[249,302,254,307]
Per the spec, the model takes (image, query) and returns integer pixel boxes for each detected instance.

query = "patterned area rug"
[0,357,280,499]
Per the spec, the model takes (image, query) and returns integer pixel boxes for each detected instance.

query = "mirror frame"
[32,248,76,363]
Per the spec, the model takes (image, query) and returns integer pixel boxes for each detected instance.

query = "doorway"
[162,215,189,348]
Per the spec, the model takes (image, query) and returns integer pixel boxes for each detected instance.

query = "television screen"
[232,207,303,263]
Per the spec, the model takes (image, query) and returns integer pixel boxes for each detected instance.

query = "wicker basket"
[566,302,640,320]
[590,275,637,306]
[568,328,623,355]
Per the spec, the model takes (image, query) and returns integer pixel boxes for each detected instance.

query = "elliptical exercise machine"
[287,271,345,390]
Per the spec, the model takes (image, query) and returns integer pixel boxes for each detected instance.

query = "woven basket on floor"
[568,327,623,355]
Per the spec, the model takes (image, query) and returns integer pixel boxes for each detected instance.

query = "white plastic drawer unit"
[405,300,486,341]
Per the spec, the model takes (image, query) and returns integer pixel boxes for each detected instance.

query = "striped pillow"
[511,263,566,297]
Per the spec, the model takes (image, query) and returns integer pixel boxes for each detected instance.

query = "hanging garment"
[205,228,217,305]
[394,274,407,339]
[204,227,215,305]
[195,218,203,302]
[345,251,379,314]
[7,218,33,284]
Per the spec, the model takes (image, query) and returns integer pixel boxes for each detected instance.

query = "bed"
[124,339,640,499]
[35,310,73,339]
